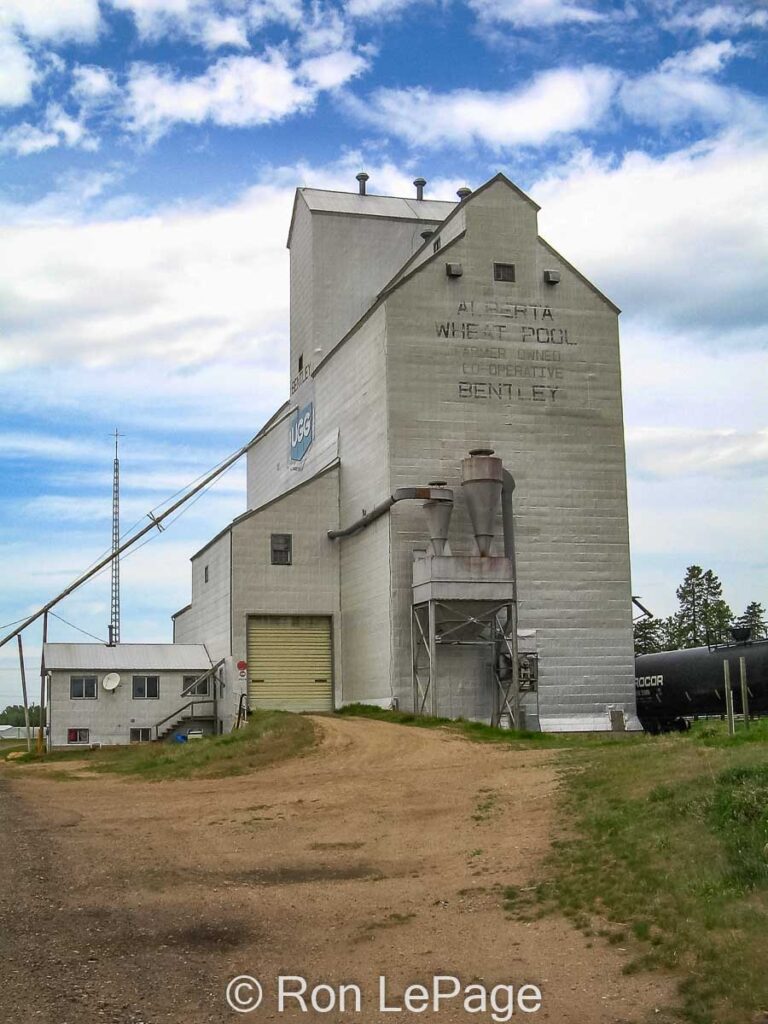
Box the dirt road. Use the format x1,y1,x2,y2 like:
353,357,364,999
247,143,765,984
0,716,671,1023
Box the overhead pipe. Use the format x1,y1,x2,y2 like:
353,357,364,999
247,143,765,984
328,486,453,540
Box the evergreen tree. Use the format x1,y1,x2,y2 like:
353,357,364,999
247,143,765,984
675,565,707,647
674,565,733,647
660,613,686,651
633,616,665,655
737,601,767,640
700,569,733,645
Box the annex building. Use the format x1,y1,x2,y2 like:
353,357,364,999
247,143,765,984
174,171,641,733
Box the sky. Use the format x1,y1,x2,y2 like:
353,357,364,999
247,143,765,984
0,0,766,707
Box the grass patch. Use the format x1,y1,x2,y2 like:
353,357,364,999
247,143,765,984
518,719,768,1023
337,703,643,749
7,711,316,781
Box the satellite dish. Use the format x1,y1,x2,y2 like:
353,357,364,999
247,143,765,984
103,672,121,691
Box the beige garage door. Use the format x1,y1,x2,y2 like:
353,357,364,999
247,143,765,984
247,615,333,712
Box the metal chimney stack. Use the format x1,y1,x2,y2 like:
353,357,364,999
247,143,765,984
461,449,503,556
413,177,426,201
356,171,369,195
422,481,453,555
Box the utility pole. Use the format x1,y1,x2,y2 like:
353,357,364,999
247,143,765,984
109,429,121,646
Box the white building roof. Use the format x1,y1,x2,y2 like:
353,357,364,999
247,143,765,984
298,188,456,222
43,643,211,672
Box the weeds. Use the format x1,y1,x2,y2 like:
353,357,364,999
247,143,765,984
7,712,316,780
514,721,768,1023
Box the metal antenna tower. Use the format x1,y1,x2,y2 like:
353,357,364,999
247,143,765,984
109,429,121,646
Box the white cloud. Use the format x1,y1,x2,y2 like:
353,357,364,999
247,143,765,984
300,49,368,89
0,30,39,107
201,15,249,48
0,0,101,41
71,64,118,104
628,427,768,478
663,3,768,36
0,182,294,370
532,131,768,343
351,66,618,148
619,41,762,130
109,0,301,43
345,0,421,18
126,52,316,136
0,103,94,156
467,0,603,26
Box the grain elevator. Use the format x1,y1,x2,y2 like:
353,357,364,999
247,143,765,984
173,172,641,732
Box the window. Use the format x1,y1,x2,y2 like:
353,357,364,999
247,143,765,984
298,354,304,372
133,675,160,699
493,262,516,282
204,565,209,583
67,728,89,744
271,533,292,566
432,237,441,253
70,676,97,700
183,674,209,696
130,728,152,743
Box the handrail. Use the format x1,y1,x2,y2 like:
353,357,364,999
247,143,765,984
235,691,248,729
180,658,226,699
153,698,216,738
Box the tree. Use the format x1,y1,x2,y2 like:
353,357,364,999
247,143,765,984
675,565,707,647
0,704,41,727
700,569,733,645
675,565,733,648
660,614,686,651
737,601,767,640
633,616,666,655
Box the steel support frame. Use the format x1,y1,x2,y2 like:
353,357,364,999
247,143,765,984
411,598,522,727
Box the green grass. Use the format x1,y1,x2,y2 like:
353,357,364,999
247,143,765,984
337,702,643,748
6,711,316,780
512,719,768,1024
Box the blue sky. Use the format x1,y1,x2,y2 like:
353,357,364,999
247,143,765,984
0,0,766,706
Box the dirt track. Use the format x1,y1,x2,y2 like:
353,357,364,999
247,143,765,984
0,716,672,1023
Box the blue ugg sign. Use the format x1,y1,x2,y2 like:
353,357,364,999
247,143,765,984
290,402,313,462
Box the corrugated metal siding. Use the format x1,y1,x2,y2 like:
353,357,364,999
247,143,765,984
247,616,332,712
43,643,211,672
299,189,455,221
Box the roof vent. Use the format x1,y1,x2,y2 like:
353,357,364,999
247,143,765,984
420,229,433,241
356,171,369,195
457,186,472,200
413,177,426,201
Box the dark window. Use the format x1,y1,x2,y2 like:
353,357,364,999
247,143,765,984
271,533,292,566
204,565,209,583
132,675,160,699
183,674,209,696
298,354,304,372
494,262,516,282
432,237,441,253
130,728,152,743
67,728,89,744
70,676,97,699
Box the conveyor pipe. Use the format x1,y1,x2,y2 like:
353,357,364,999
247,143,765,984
328,486,453,540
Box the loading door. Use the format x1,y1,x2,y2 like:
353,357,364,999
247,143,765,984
247,615,333,712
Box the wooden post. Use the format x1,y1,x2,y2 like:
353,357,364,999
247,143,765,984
17,634,31,753
739,656,749,730
37,612,47,753
723,660,735,737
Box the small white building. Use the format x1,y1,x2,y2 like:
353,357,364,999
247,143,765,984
43,643,218,748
